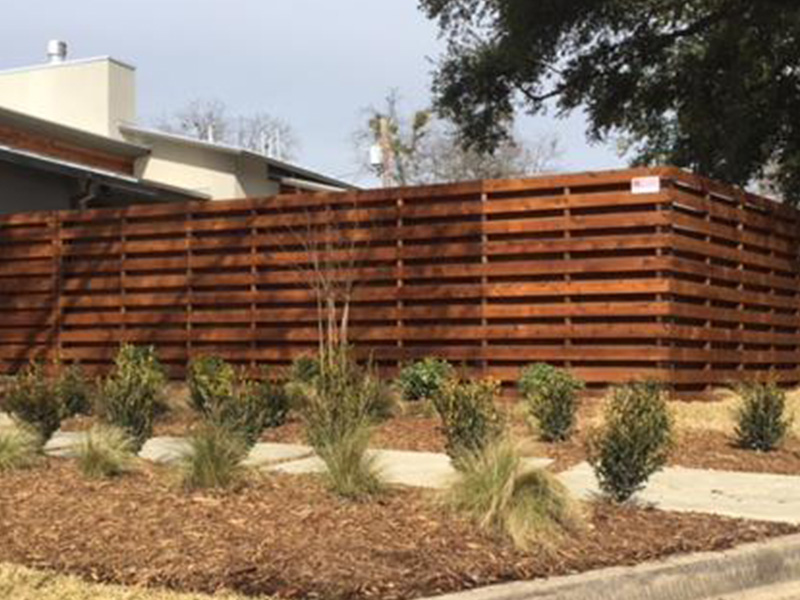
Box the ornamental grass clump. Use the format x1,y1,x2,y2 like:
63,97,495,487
519,363,584,442
77,425,135,479
187,357,289,447
295,345,384,499
178,424,249,491
734,380,792,452
449,439,583,550
432,376,505,467
3,361,63,442
0,424,41,472
588,381,674,503
397,357,455,402
96,345,166,451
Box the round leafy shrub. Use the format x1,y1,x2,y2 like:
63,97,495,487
397,358,455,402
519,363,584,442
188,357,289,447
56,363,93,417
432,377,505,466
734,381,792,451
187,356,236,414
588,381,674,503
3,361,63,441
96,345,167,450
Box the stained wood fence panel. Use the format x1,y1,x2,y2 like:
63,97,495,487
1,167,798,396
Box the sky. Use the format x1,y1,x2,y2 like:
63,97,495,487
0,0,624,186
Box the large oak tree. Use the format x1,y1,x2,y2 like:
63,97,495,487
419,0,800,200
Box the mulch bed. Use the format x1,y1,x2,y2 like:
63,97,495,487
0,460,796,600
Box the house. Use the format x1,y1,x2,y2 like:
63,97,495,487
0,41,353,213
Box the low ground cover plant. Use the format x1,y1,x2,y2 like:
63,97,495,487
178,424,249,491
588,381,674,502
3,361,63,441
432,376,505,467
734,380,792,451
0,424,41,472
397,357,454,402
187,357,289,446
96,345,167,450
519,363,584,442
77,425,136,479
294,345,384,499
448,438,583,550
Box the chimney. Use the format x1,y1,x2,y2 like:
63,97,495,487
46,40,68,64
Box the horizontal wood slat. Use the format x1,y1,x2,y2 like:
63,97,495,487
1,167,798,395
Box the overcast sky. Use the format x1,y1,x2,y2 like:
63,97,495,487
1,0,624,185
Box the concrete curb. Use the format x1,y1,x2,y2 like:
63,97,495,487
424,534,800,600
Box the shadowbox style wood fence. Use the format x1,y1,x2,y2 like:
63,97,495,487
1,166,799,396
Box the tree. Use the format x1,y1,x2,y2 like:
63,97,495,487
157,99,300,161
419,0,800,201
355,91,561,186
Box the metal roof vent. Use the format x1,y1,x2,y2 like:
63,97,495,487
47,40,68,64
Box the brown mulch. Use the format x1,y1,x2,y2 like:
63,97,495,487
670,430,800,475
0,460,795,600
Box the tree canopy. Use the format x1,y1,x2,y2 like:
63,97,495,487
419,0,800,200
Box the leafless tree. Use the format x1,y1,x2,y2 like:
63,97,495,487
157,99,300,161
354,90,562,186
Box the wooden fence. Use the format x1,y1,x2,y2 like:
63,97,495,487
1,166,798,396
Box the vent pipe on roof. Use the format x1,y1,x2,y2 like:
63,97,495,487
47,40,68,64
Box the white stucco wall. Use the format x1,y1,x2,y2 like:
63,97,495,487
0,58,136,139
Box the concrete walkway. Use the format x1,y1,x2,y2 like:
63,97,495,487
18,426,800,525
561,462,800,525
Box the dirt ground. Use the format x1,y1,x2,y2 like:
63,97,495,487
0,459,795,600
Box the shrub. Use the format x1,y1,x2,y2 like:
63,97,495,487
3,361,62,441
397,358,454,402
449,439,582,550
0,424,41,472
432,377,505,467
77,425,135,479
734,381,792,451
588,381,674,503
96,345,166,450
178,424,249,491
187,356,236,414
296,345,384,499
519,363,584,442
289,355,320,384
56,363,93,417
188,357,289,446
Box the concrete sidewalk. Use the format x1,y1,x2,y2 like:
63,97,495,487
26,427,800,525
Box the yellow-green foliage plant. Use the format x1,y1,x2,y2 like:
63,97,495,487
0,424,41,472
448,439,583,550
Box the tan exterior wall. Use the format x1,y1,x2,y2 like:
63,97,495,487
0,59,136,139
132,137,279,199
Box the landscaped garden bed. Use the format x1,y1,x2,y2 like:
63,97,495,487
0,458,795,600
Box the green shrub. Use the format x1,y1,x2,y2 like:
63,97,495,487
432,377,505,467
295,345,384,499
397,358,454,402
3,361,62,441
519,363,584,442
449,439,582,550
187,356,236,414
77,425,135,479
0,424,41,472
56,363,93,417
178,424,249,491
188,357,289,446
289,355,320,384
734,381,792,451
96,345,166,450
588,381,674,503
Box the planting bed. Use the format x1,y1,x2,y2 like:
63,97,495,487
0,459,795,600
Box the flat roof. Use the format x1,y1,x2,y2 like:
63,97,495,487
0,55,136,75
